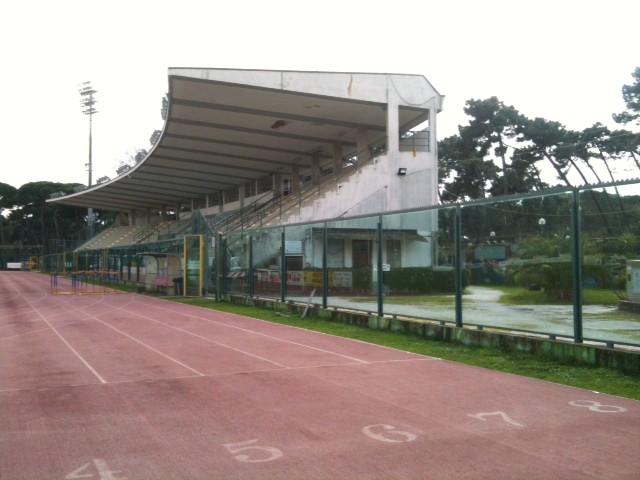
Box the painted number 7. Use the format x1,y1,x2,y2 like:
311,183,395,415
468,411,525,427
222,439,283,463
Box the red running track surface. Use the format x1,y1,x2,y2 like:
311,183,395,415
1,271,639,479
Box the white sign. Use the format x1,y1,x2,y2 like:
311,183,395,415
284,240,303,255
633,270,640,294
372,264,390,271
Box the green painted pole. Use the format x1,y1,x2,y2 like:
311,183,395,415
248,235,254,297
571,190,583,343
280,230,286,302
322,224,328,309
454,206,463,328
377,219,383,317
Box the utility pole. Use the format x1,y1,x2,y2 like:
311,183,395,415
79,81,97,239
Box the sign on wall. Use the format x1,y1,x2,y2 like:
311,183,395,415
284,241,303,255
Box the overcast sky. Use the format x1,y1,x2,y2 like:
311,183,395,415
1,0,638,189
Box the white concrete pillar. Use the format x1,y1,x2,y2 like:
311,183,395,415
239,184,246,209
292,166,300,192
356,127,370,163
333,143,343,174
273,173,282,197
312,153,321,185
386,96,400,153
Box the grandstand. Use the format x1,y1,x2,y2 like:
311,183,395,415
47,69,444,295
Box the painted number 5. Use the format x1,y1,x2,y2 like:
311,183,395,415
222,439,283,463
362,424,417,443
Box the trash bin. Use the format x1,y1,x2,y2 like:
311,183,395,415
172,277,183,296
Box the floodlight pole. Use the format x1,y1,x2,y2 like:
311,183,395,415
79,82,98,239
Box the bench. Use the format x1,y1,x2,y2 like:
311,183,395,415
154,277,170,294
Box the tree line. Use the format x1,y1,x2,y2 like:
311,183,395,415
1,68,638,255
438,67,640,202
0,181,110,255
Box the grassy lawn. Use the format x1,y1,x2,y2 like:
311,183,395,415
497,286,622,306
343,286,624,307
175,298,640,401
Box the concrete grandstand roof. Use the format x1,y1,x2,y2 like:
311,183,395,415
49,68,442,212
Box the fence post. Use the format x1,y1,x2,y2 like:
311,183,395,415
248,235,254,297
572,189,583,343
454,205,463,328
280,229,286,302
216,232,224,301
377,218,384,317
322,224,328,309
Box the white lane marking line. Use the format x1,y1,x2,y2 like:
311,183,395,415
57,296,207,376
164,298,433,359
0,327,51,340
64,294,428,371
214,322,370,363
6,278,108,384
64,304,207,377
90,316,206,376
38,312,107,384
136,302,370,364
365,357,440,364
127,314,289,368
101,298,289,368
55,294,280,374
0,356,438,393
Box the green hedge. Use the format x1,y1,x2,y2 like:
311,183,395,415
321,267,464,294
384,267,462,294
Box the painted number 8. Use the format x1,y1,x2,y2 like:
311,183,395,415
569,400,627,413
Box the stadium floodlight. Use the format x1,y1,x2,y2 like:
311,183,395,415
78,81,98,238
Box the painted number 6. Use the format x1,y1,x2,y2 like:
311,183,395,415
223,439,283,463
362,424,417,443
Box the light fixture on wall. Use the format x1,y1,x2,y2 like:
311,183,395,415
397,167,407,176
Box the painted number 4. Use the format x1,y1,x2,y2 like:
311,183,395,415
223,439,283,463
65,459,127,479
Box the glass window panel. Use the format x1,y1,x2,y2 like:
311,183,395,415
462,192,574,337
382,207,456,323
283,223,325,303
250,226,283,299
323,216,380,311
224,231,250,295
580,183,640,346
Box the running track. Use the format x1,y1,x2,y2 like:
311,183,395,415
1,271,639,479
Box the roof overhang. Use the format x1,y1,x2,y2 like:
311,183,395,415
49,69,443,212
